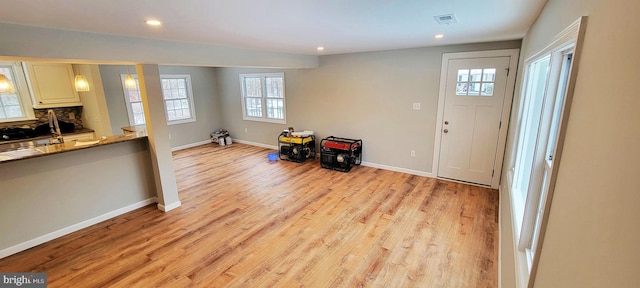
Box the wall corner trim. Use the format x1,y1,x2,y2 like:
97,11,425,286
158,201,182,212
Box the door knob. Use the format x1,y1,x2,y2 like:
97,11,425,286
444,121,449,125
443,129,449,133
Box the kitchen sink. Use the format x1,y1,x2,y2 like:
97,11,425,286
0,148,44,161
0,139,51,153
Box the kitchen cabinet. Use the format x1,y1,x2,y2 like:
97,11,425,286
23,63,82,108
63,132,95,142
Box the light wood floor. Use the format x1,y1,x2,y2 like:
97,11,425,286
0,143,498,287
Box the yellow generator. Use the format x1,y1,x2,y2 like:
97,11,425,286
278,131,316,162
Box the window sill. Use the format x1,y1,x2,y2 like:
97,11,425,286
242,117,286,125
167,118,197,126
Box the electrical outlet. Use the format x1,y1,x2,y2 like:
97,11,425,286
68,112,75,119
410,150,416,157
412,102,421,110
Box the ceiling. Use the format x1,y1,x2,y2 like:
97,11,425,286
0,0,547,55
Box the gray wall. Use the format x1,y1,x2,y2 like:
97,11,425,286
218,40,521,173
501,0,640,287
0,139,155,252
100,65,222,148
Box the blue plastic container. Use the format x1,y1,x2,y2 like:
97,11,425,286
267,152,278,162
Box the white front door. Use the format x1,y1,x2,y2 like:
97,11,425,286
437,57,511,185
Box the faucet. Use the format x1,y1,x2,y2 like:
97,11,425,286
47,109,64,144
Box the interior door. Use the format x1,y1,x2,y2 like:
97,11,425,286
437,57,511,185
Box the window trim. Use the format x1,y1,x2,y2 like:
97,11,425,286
239,73,287,124
120,73,197,126
506,16,586,287
0,62,36,123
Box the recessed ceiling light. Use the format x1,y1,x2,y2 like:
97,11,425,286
317,47,325,51
145,19,162,26
435,34,444,39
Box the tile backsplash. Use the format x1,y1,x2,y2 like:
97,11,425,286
34,107,83,129
1,107,84,130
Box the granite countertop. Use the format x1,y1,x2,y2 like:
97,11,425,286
0,128,95,145
0,133,148,164
121,125,147,134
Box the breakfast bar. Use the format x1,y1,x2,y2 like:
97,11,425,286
0,133,157,258
0,133,144,163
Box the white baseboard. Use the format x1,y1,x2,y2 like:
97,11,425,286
158,201,182,212
361,161,434,178
232,139,278,150
171,140,211,152
0,197,157,259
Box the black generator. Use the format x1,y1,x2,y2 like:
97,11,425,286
320,136,363,172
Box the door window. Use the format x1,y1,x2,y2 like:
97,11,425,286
456,68,496,96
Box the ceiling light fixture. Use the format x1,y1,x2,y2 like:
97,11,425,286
0,74,15,94
317,47,325,51
125,66,136,89
73,65,90,92
145,19,162,26
435,34,444,39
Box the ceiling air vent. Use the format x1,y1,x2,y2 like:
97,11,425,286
434,14,458,25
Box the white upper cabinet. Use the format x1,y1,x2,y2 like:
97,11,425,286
22,63,82,108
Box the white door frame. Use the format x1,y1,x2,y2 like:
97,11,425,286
432,49,520,189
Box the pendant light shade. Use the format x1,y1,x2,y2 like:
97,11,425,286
125,66,137,89
0,74,15,94
75,74,90,92
73,64,90,92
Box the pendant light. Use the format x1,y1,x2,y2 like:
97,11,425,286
124,66,137,89
73,64,90,92
0,74,15,94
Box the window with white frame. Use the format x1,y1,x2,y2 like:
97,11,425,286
0,62,35,123
120,75,145,125
161,75,196,124
508,18,584,284
120,74,196,126
239,73,286,123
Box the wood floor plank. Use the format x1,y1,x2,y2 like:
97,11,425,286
0,143,499,287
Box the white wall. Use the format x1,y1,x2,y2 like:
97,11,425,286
218,41,521,174
501,0,640,287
